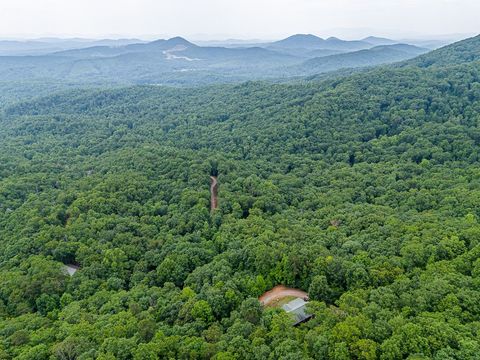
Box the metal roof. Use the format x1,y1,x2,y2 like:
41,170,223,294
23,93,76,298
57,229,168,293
282,298,313,325
282,298,307,312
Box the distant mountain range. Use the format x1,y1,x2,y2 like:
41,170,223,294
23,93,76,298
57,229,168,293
0,38,145,56
269,34,371,51
0,34,451,86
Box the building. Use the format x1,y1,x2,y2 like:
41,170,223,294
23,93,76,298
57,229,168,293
63,264,80,276
282,298,314,326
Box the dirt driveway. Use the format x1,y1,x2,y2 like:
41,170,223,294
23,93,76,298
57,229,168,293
210,176,218,211
259,285,308,306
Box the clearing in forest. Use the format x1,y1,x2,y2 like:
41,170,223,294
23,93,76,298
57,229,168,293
210,176,218,211
259,285,308,307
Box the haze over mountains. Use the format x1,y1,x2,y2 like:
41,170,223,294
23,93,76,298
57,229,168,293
0,38,146,56
0,34,436,87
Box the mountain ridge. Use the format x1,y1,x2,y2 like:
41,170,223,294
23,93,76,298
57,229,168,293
293,43,429,75
0,34,473,89
404,33,480,67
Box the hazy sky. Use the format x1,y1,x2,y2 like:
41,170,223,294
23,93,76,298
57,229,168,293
0,0,479,40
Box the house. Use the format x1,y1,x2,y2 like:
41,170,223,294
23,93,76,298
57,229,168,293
63,264,80,276
282,298,314,326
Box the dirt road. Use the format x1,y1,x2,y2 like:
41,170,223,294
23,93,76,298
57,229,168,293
210,176,218,211
259,285,308,305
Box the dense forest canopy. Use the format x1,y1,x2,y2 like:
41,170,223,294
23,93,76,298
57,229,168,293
0,35,480,359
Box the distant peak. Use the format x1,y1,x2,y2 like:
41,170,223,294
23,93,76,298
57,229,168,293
167,36,193,45
168,36,187,42
150,36,190,44
287,34,323,40
148,36,194,47
362,36,397,45
273,34,325,47
325,37,347,44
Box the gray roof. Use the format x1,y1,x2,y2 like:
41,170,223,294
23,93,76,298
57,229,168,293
63,264,79,276
282,298,307,312
282,298,313,325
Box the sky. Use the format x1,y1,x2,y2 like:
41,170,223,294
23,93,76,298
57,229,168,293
0,0,479,40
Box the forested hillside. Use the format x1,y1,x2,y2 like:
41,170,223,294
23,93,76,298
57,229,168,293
0,35,480,359
294,44,427,75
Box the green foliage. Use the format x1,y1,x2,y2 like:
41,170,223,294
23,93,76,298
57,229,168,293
1,35,480,359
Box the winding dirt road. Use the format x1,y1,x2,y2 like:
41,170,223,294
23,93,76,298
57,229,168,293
259,285,308,306
210,176,218,211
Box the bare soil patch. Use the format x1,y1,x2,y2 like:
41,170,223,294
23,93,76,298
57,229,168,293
259,285,308,306
210,176,218,211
